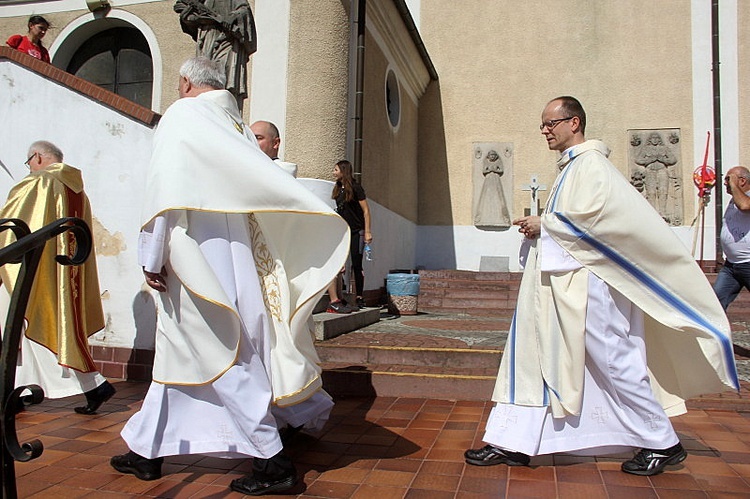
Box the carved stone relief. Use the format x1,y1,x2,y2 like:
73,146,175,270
472,142,513,230
628,129,683,226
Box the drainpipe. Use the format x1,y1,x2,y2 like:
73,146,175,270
349,0,366,181
711,0,723,263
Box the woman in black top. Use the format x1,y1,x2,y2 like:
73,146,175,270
326,160,372,312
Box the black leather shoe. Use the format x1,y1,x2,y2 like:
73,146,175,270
621,443,687,476
230,473,297,496
464,445,530,466
75,381,116,415
110,451,163,481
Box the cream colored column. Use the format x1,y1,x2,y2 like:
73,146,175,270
250,0,291,158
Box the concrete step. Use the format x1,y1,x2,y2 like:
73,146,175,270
321,362,497,401
312,307,381,340
317,324,503,400
317,343,502,370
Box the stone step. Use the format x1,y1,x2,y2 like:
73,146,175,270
313,307,381,341
419,269,522,282
321,362,497,401
419,270,750,322
317,343,502,370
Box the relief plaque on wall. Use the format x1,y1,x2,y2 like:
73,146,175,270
472,142,514,231
628,129,683,226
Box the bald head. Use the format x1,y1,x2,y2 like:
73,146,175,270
250,121,280,159
725,165,750,196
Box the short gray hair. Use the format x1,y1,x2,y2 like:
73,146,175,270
28,140,63,162
179,57,226,90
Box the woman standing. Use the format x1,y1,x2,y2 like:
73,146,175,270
326,160,372,313
6,15,51,63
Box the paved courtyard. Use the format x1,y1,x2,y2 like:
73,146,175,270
7,312,750,497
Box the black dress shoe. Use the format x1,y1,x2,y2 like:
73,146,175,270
230,473,297,496
75,380,116,415
111,451,163,481
621,442,687,476
464,444,530,466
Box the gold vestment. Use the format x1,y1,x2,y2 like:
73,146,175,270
0,163,104,372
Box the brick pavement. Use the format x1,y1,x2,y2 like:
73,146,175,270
9,380,750,498
7,311,750,497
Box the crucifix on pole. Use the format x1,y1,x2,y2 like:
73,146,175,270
521,175,547,216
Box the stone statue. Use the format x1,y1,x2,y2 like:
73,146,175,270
474,149,511,229
629,130,683,225
174,0,257,111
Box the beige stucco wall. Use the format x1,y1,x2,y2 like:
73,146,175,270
361,30,419,222
284,0,349,180
418,0,696,227
741,5,749,169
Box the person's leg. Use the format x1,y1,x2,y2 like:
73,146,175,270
351,230,365,299
326,276,352,313
713,263,743,310
593,282,686,476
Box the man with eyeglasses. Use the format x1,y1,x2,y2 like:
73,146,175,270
465,96,738,476
0,140,116,415
713,165,750,310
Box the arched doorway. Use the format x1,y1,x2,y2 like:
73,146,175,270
66,27,152,108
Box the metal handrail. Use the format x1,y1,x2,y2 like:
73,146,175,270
0,217,93,499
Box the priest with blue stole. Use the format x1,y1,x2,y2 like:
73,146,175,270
465,96,739,477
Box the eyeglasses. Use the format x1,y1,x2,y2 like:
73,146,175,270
24,152,37,168
539,116,574,131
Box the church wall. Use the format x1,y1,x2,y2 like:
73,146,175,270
284,0,349,180
0,58,156,351
740,4,750,171
361,29,419,224
416,0,721,270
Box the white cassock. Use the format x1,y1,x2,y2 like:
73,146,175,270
121,89,349,459
484,232,678,456
122,212,282,459
486,140,738,456
0,289,106,398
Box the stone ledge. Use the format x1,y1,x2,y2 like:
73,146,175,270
313,307,381,341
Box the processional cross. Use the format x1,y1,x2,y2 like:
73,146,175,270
521,175,547,216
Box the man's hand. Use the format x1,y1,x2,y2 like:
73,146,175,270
144,268,167,292
512,216,541,239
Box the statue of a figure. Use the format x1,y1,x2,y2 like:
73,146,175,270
174,0,257,111
474,149,511,229
633,132,678,222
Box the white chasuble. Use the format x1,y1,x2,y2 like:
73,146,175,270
487,140,738,454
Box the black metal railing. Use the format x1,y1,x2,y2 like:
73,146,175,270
0,217,93,499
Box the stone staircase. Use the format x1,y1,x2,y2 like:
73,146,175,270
318,334,502,401
417,269,521,317
317,269,750,402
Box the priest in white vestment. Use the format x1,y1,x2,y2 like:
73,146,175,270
465,96,739,477
110,57,348,496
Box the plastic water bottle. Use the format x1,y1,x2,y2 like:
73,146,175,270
363,243,373,261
